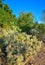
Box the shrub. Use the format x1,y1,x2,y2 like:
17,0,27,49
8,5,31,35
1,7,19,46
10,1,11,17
0,29,42,65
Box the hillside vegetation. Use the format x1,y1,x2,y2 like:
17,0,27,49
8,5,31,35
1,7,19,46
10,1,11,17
0,0,45,65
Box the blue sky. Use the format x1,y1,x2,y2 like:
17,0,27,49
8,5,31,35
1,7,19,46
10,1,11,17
4,0,45,22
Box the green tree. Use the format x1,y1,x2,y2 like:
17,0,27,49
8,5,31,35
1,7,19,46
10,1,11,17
0,0,3,8
4,4,9,10
18,12,34,34
0,0,2,3
0,7,18,29
38,23,45,34
41,10,45,23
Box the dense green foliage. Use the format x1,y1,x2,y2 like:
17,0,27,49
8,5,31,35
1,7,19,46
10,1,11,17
17,12,34,34
0,0,45,34
0,7,17,29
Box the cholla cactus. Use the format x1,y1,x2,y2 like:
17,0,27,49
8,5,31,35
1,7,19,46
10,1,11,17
0,29,42,65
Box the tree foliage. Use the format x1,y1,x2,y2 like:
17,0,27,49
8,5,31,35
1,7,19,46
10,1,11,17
41,10,45,23
18,12,34,34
